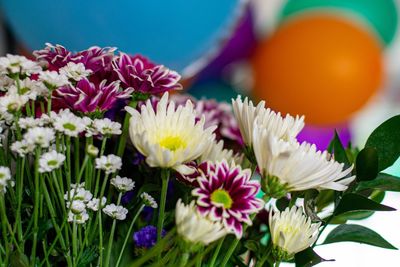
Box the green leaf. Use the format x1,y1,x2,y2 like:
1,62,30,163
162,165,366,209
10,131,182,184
331,131,350,165
276,197,290,212
244,240,260,252
355,147,379,181
365,115,400,171
37,219,53,241
357,173,400,192
10,251,29,267
316,190,334,212
77,246,98,267
295,247,334,267
323,224,397,249
334,193,395,216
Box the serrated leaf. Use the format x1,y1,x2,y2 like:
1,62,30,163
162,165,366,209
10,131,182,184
323,224,397,249
356,147,379,181
334,193,395,216
365,115,400,171
295,247,334,267
357,173,400,192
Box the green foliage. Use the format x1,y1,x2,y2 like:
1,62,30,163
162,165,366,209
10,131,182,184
323,224,397,250
334,193,395,216
355,147,379,181
295,247,333,267
356,173,400,192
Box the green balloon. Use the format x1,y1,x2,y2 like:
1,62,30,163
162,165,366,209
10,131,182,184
280,0,398,45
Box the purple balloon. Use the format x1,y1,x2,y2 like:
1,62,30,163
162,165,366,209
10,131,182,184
297,124,352,151
196,6,257,81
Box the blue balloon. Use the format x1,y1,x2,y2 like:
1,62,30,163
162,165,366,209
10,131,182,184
0,0,243,73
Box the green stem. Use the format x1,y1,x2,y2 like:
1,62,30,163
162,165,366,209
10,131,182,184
104,193,122,267
72,222,78,265
275,261,281,267
74,137,80,180
115,205,145,267
157,169,170,243
0,195,10,266
14,157,25,249
116,100,137,158
178,252,189,267
209,237,224,267
30,149,41,266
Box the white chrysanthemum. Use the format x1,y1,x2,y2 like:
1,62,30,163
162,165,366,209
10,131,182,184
87,197,107,211
18,117,44,129
39,70,69,88
269,206,321,260
140,192,158,209
103,204,128,220
11,140,35,156
110,176,135,192
126,92,216,175
68,210,89,224
64,188,93,203
53,109,89,137
253,125,355,195
59,62,92,81
175,200,227,246
95,154,122,174
231,96,266,145
0,93,29,114
66,200,86,214
200,139,241,164
0,166,13,193
39,150,66,173
7,78,48,100
23,127,55,148
93,118,122,136
0,54,41,75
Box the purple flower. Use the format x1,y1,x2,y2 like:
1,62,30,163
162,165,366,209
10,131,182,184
34,43,80,70
54,78,133,114
133,225,166,249
192,160,264,238
112,53,182,94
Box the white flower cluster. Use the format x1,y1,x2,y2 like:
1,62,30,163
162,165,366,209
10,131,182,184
140,192,158,209
102,204,128,220
111,176,135,192
95,154,122,174
0,54,41,75
0,166,13,193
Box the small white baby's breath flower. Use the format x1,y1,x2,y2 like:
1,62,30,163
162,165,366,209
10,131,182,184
39,70,69,89
0,166,13,193
87,197,107,211
110,176,135,192
93,118,122,136
59,62,92,81
140,192,158,209
68,210,89,224
11,140,35,156
24,127,55,148
103,204,128,220
39,150,66,173
95,154,122,174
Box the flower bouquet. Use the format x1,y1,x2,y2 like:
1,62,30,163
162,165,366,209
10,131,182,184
0,43,398,267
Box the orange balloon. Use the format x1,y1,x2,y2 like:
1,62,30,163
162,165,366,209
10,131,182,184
251,15,383,125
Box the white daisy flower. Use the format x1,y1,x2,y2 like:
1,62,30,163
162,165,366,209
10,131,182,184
18,117,44,129
64,188,93,203
66,200,86,214
269,206,321,261
200,139,241,165
93,118,122,136
231,96,266,146
0,54,41,75
110,176,135,192
102,204,128,220
39,150,66,173
95,154,122,174
126,92,216,175
19,78,49,99
140,192,158,209
87,197,107,211
175,200,227,246
0,75,14,88
59,62,92,81
0,93,29,114
23,127,55,148
253,125,355,197
11,140,35,156
68,210,89,224
0,166,13,193
39,70,69,89
53,109,89,137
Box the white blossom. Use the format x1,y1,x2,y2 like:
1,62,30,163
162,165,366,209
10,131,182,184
39,70,69,89
0,93,29,114
93,118,122,136
87,144,99,157
103,204,128,220
87,197,107,211
52,109,89,137
59,62,92,81
39,150,66,173
68,210,89,224
11,140,35,156
67,200,86,214
110,176,135,192
18,117,44,129
23,127,55,148
0,166,13,193
95,154,122,174
140,192,158,209
0,54,41,75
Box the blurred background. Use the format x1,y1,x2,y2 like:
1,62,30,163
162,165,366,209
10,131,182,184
0,0,399,265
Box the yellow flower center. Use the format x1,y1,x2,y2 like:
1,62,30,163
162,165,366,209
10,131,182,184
159,136,186,151
211,189,233,209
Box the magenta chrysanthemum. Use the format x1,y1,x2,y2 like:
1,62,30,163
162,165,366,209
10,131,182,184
112,53,182,94
192,160,263,238
54,78,133,114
